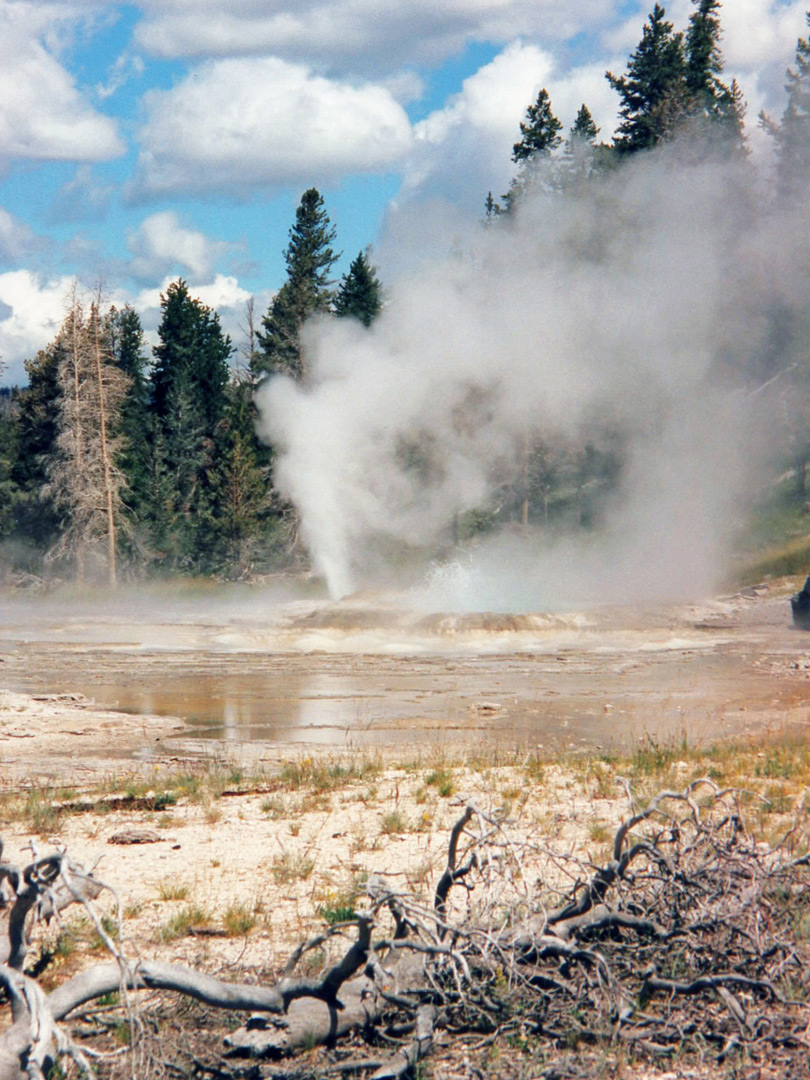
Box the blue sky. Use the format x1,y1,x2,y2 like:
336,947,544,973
0,0,806,385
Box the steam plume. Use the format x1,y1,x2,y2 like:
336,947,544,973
256,146,803,609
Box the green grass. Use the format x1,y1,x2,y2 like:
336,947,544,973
278,755,382,793
157,877,189,902
158,903,211,942
222,901,257,936
270,850,315,884
380,810,406,835
729,474,810,586
425,767,455,798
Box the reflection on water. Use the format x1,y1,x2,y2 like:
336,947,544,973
0,633,791,754
0,587,797,752
112,669,414,746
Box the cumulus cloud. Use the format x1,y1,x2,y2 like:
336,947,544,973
133,0,615,73
402,43,620,209
0,269,74,385
0,210,42,264
0,265,255,386
49,165,115,225
127,212,241,281
134,56,413,195
0,2,123,162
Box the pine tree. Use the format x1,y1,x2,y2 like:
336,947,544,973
334,250,383,327
503,89,563,208
149,280,232,571
151,280,230,431
685,0,724,101
607,4,687,154
512,89,563,163
570,104,599,144
203,379,269,578
255,188,339,382
560,104,610,184
684,1,747,152
107,306,151,551
10,343,63,553
771,12,810,203
0,391,20,544
483,191,502,220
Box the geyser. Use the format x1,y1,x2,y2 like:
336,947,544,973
256,144,802,608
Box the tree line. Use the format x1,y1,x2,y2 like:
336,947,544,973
0,1,808,587
0,192,383,585
482,2,810,539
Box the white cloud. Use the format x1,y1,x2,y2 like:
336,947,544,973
0,266,256,385
95,49,145,101
402,43,620,209
0,2,124,162
0,210,41,264
404,43,556,206
0,269,74,385
719,0,808,131
128,212,240,281
133,0,615,73
50,165,114,224
134,56,413,195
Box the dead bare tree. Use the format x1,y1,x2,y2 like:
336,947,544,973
43,288,130,587
2,781,810,1079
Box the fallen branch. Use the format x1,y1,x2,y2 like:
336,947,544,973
2,782,810,1078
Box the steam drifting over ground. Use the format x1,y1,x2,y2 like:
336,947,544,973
257,145,803,610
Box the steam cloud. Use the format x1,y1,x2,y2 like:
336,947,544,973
256,146,805,611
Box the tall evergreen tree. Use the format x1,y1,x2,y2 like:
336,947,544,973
503,88,563,208
203,379,270,577
559,104,610,184
483,191,502,220
569,103,599,144
684,1,747,152
607,5,687,154
11,342,64,551
0,391,20,545
512,89,563,163
151,280,230,431
149,280,232,571
771,11,810,203
107,306,151,539
685,0,724,101
255,188,339,382
334,250,383,327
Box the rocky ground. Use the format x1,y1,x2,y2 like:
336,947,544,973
2,580,810,1078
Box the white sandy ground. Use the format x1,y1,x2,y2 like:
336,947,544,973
0,689,628,972
1,583,807,1078
0,683,795,1079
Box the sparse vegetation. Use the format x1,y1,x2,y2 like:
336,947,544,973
157,877,189,902
425,767,455,797
380,809,406,835
222,900,257,936
158,903,212,942
270,849,315,884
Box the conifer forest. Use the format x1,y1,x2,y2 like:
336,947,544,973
0,2,808,590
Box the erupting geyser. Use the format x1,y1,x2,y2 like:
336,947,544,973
257,145,800,609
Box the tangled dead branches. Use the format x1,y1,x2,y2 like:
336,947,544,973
2,780,810,1079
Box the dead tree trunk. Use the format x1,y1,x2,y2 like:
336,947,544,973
90,297,118,588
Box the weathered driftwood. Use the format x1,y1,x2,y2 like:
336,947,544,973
2,781,810,1078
